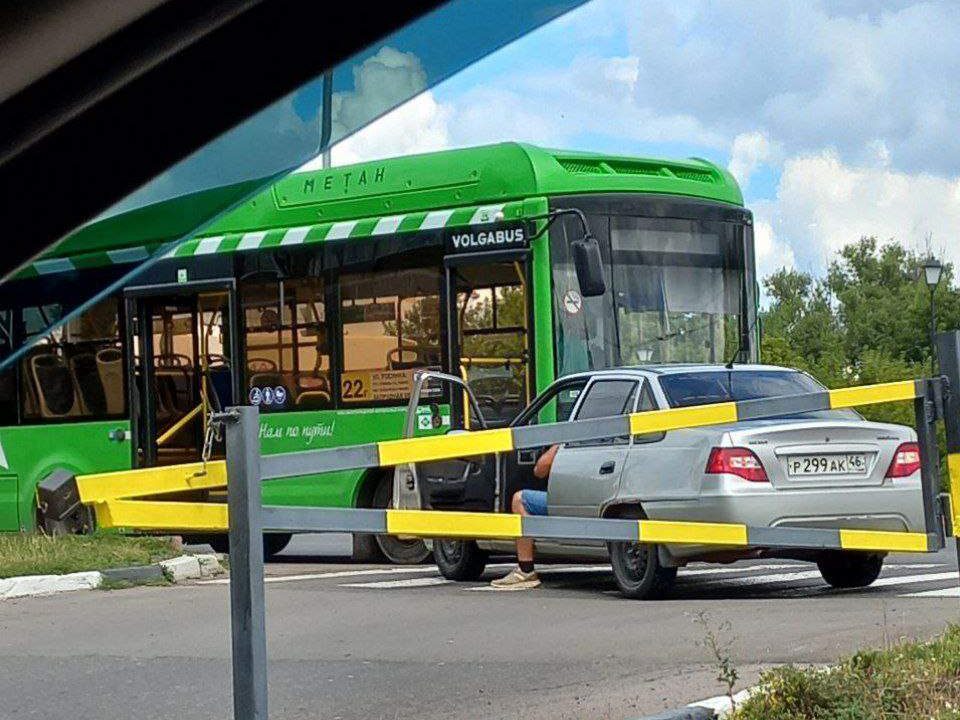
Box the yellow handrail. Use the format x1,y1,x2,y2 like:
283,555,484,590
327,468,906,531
156,403,203,447
461,357,524,366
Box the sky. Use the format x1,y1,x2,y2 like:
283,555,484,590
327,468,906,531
302,0,960,285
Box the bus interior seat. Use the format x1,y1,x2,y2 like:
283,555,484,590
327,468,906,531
296,372,329,394
30,354,80,418
247,358,277,373
19,346,52,417
296,389,331,409
96,348,124,414
155,365,193,414
388,346,439,370
70,353,107,415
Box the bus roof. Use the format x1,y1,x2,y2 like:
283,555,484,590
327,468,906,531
37,142,743,264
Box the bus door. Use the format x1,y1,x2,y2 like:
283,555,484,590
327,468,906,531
125,283,238,468
443,251,532,428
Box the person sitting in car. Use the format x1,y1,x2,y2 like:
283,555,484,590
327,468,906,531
490,444,559,590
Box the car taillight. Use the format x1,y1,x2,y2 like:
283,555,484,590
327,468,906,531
886,442,921,478
705,447,769,482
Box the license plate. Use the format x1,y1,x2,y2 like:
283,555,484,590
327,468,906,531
786,453,868,476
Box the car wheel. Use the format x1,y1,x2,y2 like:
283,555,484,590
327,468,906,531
816,551,884,588
372,474,432,565
434,540,488,581
607,508,676,599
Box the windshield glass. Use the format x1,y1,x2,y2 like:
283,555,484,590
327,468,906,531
659,370,858,420
551,199,755,376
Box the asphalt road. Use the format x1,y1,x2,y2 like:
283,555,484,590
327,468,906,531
1,537,959,720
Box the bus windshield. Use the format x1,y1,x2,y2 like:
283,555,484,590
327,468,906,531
551,198,755,375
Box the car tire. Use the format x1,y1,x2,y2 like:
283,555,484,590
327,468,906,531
371,474,432,565
434,539,488,581
607,508,677,600
816,551,884,588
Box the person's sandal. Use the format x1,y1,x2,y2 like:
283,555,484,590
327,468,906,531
490,567,541,590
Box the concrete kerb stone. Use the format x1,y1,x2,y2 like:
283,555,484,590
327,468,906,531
196,553,225,578
159,555,202,581
0,551,225,600
101,564,165,584
0,571,102,599
632,687,758,720
632,707,715,720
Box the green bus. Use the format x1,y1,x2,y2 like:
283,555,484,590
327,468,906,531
0,142,757,562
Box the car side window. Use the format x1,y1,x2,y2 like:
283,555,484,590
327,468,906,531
633,381,665,444
568,378,638,446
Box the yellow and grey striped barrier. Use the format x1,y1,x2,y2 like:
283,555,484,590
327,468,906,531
78,377,944,555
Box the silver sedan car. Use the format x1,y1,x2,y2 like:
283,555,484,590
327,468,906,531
420,365,924,599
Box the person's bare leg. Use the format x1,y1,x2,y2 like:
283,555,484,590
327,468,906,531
511,490,535,564
491,491,540,588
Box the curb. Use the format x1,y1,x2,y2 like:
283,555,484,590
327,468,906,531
634,688,757,720
0,552,224,600
634,708,715,720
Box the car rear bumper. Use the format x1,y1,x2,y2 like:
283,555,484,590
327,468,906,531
643,474,925,562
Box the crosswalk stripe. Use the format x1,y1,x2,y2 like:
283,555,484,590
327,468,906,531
868,571,958,588
340,577,452,589
900,586,960,597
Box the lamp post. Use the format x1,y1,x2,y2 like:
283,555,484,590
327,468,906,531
922,256,944,376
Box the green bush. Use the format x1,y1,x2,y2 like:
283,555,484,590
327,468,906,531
732,625,960,720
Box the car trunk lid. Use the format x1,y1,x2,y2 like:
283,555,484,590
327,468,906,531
724,419,907,489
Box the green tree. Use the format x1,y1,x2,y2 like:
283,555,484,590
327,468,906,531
760,237,958,476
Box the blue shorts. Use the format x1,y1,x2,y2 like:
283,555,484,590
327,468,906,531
520,489,548,516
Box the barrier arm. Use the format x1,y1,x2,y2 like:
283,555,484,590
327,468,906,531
88,376,947,557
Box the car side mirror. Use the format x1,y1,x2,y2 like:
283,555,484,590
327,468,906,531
572,233,606,297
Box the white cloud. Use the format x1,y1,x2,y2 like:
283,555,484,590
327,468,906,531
624,0,960,174
753,150,960,276
316,92,451,167
331,46,428,140
299,46,435,170
753,217,796,282
728,131,777,189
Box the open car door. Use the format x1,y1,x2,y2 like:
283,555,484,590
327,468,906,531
394,370,499,513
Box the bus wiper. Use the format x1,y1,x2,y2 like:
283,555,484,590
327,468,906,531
725,311,761,369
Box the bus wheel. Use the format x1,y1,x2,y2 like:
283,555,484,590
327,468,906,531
188,533,292,559
435,540,487,581
371,475,431,565
263,533,293,559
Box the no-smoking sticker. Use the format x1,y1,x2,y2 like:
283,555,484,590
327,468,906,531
563,289,583,315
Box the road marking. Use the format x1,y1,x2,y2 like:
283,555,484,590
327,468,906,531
868,571,959,588
340,577,452,589
900,586,960,598
198,566,440,586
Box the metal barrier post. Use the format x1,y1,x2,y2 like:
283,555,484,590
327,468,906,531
224,406,268,720
915,378,944,545
937,331,960,584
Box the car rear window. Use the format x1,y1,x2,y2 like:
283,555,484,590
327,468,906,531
658,370,858,419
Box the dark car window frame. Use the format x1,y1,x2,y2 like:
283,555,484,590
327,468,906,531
567,375,641,447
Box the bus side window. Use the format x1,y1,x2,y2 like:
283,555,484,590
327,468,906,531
20,299,125,422
241,276,330,412
339,267,441,405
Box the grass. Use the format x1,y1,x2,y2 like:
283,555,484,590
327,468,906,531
731,625,960,720
0,532,179,579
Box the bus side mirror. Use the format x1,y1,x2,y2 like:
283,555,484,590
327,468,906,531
572,234,606,297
